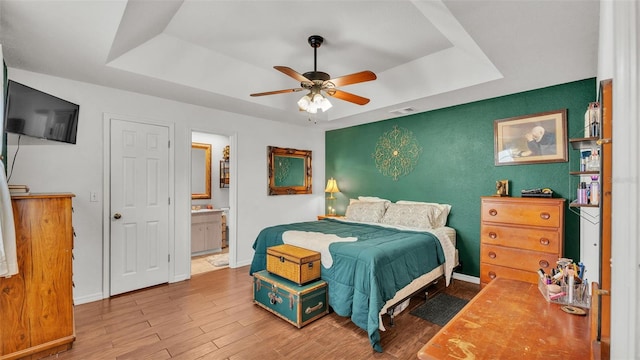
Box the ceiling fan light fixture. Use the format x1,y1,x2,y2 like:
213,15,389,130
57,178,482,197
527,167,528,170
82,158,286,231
297,93,312,111
316,95,332,112
250,35,376,117
298,92,332,113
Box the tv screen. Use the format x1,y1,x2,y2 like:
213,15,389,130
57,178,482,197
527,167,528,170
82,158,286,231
4,80,79,144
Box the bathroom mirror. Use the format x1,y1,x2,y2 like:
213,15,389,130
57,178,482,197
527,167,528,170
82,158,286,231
192,142,212,199
268,146,312,195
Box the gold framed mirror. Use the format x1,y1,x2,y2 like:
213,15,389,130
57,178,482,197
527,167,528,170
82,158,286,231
268,146,312,195
192,142,212,199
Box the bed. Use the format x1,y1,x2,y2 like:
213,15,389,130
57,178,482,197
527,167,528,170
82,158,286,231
249,198,457,352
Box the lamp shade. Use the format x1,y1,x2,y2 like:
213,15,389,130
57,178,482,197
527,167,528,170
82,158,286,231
298,92,332,114
324,178,340,193
297,94,312,111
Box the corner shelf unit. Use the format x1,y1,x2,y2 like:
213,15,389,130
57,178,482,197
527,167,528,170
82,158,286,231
566,79,615,226
568,137,602,227
220,160,229,188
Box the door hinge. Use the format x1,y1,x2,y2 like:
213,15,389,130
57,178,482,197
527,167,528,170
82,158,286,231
168,140,171,148
168,197,171,205
168,254,170,262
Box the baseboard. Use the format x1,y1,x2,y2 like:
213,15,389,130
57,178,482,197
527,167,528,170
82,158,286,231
74,292,104,305
234,259,252,268
452,272,480,284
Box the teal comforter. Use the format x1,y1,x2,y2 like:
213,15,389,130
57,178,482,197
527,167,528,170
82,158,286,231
249,219,445,352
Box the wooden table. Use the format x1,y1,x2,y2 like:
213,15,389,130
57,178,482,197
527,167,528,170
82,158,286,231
417,277,591,360
317,215,345,220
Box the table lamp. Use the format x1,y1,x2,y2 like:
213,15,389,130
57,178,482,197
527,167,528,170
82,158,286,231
324,178,340,215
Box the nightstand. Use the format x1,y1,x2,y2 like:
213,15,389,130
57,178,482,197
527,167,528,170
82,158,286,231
317,214,345,220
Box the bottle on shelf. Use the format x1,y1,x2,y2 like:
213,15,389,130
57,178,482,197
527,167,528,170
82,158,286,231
590,176,600,206
586,148,600,171
584,102,600,137
577,182,588,204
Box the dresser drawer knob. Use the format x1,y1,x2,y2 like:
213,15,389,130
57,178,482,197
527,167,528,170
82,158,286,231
488,251,497,259
539,238,550,246
489,209,498,216
539,260,550,268
488,271,496,279
489,232,497,239
540,212,551,220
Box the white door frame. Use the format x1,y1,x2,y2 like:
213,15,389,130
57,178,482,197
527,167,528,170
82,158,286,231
102,113,175,298
228,133,237,268
188,128,238,271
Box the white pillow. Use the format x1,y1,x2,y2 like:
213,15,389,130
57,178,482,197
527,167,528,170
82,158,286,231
380,203,437,229
357,196,392,209
395,201,451,227
345,201,387,223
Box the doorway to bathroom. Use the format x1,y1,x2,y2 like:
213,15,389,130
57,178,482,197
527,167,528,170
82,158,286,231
190,131,231,275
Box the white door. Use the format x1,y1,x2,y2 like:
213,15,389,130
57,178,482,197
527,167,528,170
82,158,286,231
110,118,170,295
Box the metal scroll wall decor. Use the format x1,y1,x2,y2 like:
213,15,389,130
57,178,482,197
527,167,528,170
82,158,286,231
275,157,291,183
372,125,422,181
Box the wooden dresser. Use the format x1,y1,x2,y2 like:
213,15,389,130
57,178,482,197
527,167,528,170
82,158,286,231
480,196,565,287
1,193,75,359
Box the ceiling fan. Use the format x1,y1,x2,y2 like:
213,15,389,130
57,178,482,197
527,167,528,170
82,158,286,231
250,35,377,113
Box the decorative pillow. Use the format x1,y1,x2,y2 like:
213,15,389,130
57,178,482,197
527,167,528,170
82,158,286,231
345,201,387,223
381,203,445,229
396,201,451,227
357,196,392,209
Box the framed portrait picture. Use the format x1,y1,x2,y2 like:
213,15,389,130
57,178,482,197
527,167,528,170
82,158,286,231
495,179,509,196
494,109,568,166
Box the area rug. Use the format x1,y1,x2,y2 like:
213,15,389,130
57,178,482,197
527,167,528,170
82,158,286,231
410,293,469,326
206,253,229,267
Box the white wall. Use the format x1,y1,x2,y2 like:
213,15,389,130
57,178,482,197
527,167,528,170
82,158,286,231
5,68,326,304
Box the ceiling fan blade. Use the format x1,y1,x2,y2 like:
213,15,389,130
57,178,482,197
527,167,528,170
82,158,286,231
274,66,311,83
329,70,377,87
328,89,370,105
250,88,304,97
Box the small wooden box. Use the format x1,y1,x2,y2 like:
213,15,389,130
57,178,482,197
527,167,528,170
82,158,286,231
266,244,321,285
253,270,328,328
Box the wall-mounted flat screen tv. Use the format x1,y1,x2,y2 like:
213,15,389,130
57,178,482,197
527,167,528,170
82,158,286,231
4,80,79,144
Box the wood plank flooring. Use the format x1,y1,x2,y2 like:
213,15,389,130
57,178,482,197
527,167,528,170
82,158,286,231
53,267,479,360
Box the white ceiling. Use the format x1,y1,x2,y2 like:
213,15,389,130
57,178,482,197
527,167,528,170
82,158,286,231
0,0,600,130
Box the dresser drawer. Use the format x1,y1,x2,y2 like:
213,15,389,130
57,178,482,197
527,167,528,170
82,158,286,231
481,199,563,228
480,224,561,254
481,244,556,271
480,263,539,286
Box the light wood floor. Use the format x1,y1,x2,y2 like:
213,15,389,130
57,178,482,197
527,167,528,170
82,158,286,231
54,267,479,360
191,248,230,275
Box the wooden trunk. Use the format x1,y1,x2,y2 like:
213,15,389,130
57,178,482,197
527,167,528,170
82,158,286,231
253,270,328,328
0,194,75,360
266,244,321,285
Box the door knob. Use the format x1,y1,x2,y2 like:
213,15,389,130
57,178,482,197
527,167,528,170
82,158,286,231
113,213,122,220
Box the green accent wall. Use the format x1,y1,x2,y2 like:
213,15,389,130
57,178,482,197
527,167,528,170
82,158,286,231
326,78,596,278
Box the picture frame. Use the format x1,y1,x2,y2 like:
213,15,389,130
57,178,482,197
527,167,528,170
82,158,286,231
495,179,509,197
494,109,568,166
267,146,312,195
